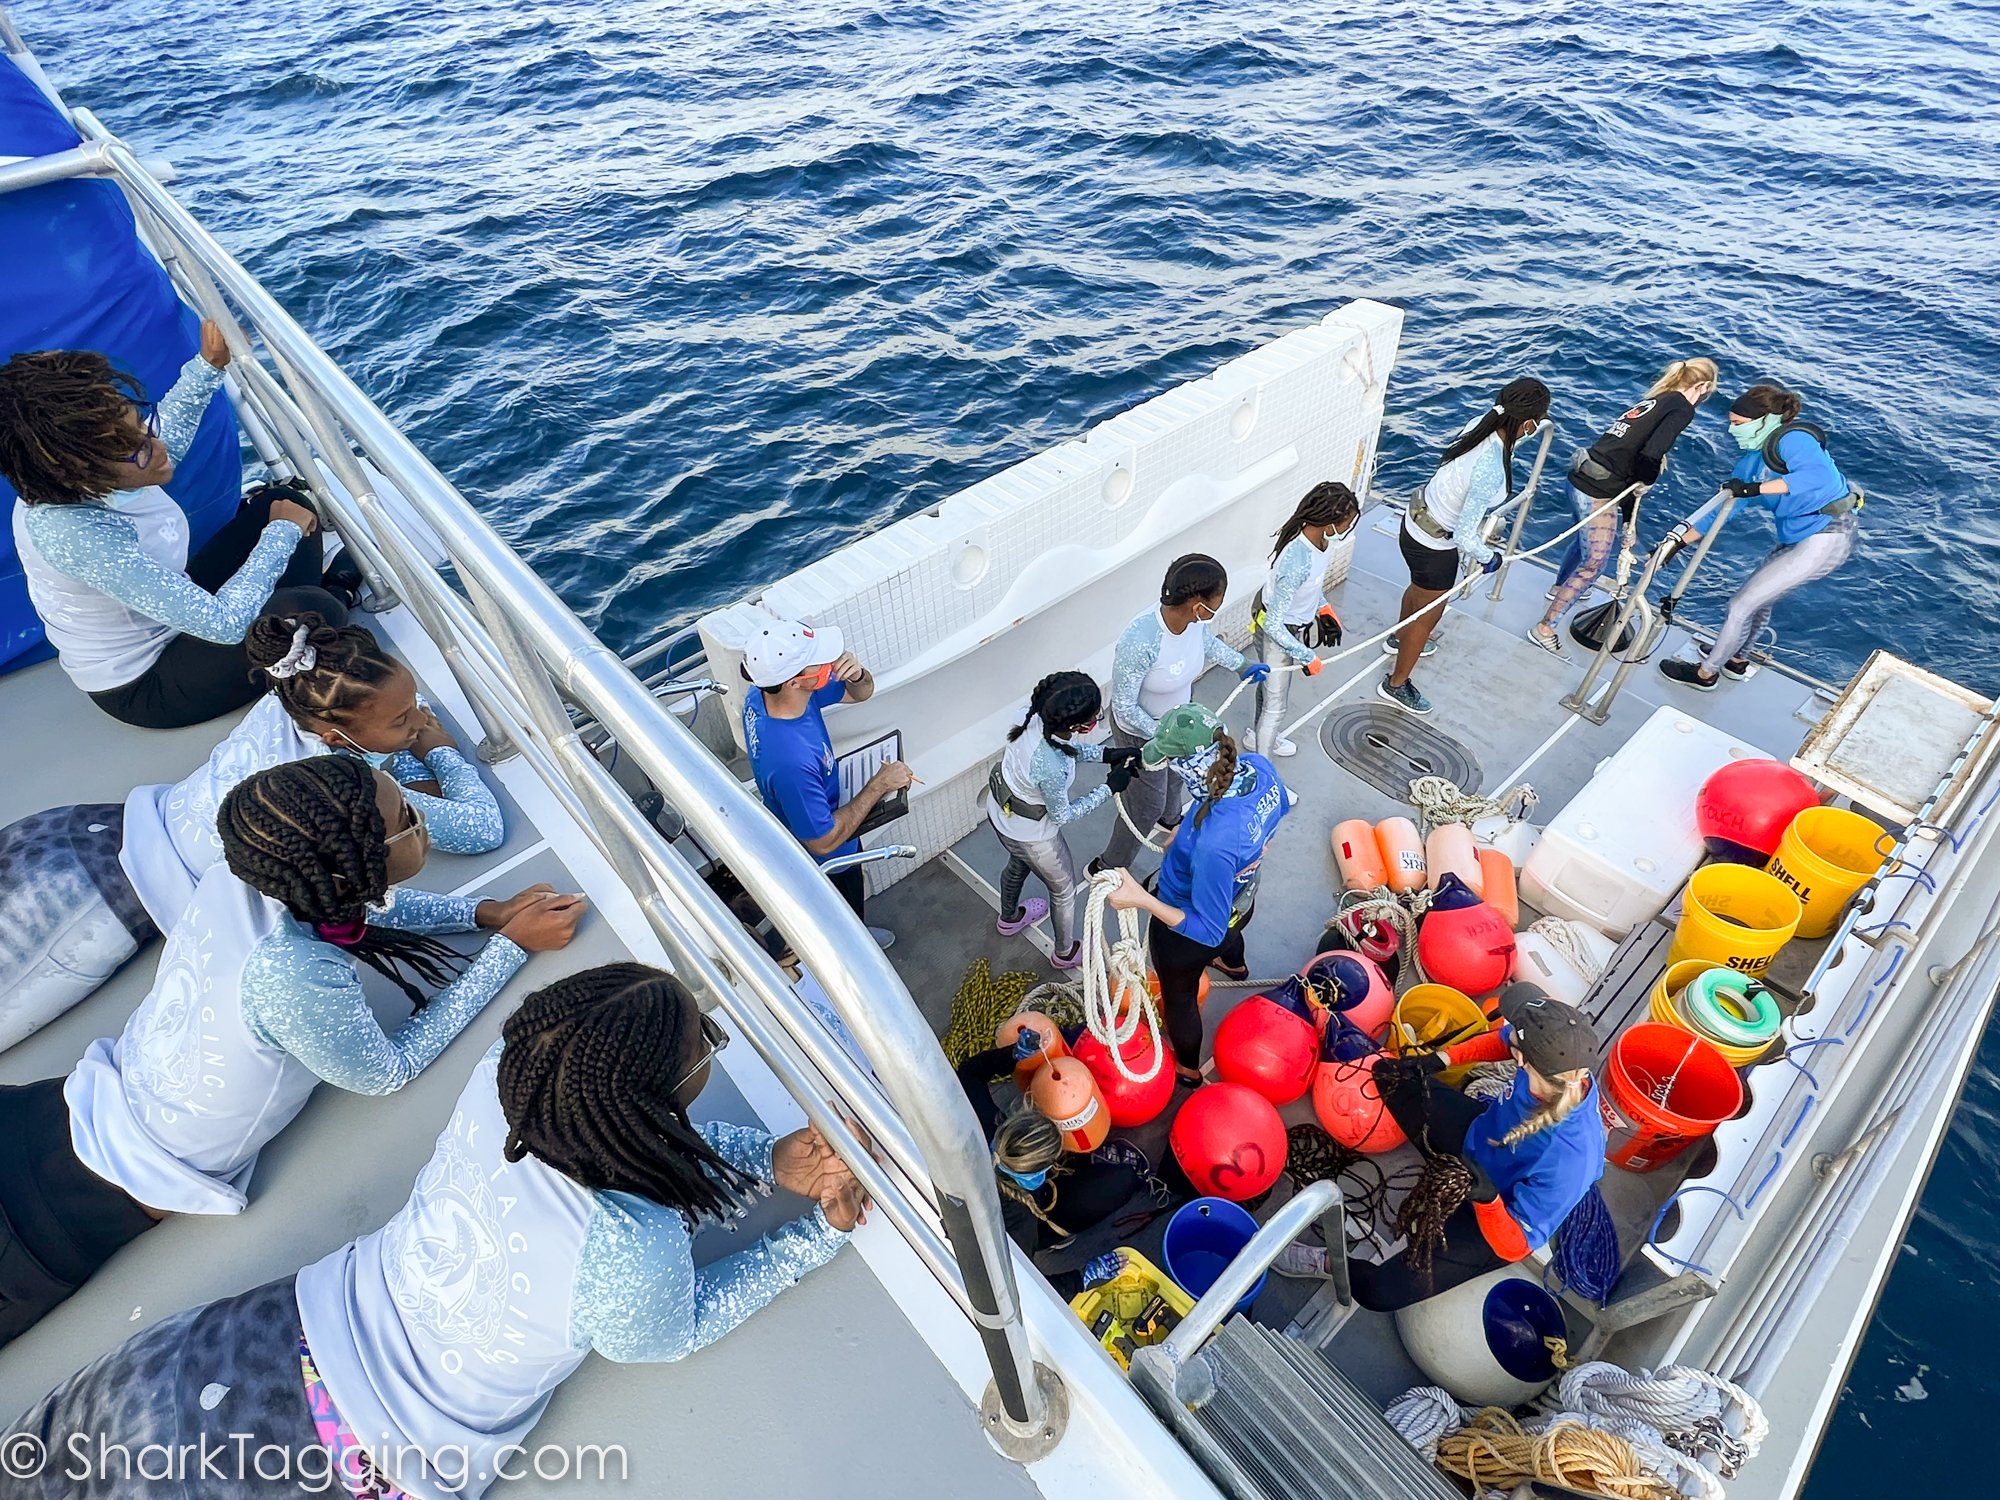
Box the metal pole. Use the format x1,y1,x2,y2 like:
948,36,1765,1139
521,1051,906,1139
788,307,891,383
1485,419,1556,601
0,140,110,195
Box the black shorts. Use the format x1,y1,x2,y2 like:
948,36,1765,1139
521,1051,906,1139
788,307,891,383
1399,523,1459,591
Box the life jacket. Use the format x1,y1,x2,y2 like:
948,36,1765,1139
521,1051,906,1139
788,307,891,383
1761,420,1829,475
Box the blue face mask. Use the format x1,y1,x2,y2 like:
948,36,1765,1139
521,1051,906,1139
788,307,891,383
1731,413,1782,452
996,1163,1050,1191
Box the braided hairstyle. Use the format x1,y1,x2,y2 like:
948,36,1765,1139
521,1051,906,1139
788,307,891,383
991,1105,1071,1233
218,756,469,1007
0,350,150,505
499,963,760,1229
1008,671,1101,759
245,611,406,733
1160,553,1227,608
1191,729,1240,832
1270,481,1360,562
1494,1068,1593,1148
1439,376,1552,485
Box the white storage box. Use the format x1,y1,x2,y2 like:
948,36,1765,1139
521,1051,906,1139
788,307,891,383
1521,707,1766,938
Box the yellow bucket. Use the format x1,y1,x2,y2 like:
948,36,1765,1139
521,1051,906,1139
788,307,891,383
1667,864,1801,977
1390,983,1492,1086
1647,958,1773,1067
1767,806,1888,940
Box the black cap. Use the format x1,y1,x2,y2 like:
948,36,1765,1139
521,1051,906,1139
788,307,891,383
1497,982,1599,1077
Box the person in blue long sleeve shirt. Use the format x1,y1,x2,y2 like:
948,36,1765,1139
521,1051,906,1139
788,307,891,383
1106,708,1294,1085
1660,384,1862,691
4,964,867,1500
2,319,352,727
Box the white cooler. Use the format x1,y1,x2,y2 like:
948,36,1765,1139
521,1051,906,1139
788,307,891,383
1521,706,1769,938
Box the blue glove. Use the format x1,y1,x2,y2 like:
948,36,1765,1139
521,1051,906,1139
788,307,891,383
1481,552,1503,575
1239,662,1272,684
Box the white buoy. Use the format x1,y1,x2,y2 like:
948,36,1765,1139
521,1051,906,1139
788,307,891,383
1392,1266,1568,1407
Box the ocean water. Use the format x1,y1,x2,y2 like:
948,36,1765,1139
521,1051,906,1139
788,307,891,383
22,0,2000,1486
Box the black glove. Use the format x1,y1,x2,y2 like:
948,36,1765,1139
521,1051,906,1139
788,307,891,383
1106,764,1136,795
1103,745,1145,770
1462,1155,1500,1203
1724,478,1762,498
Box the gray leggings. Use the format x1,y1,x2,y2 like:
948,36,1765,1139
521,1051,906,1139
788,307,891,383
1096,725,1184,871
996,826,1082,954
1700,514,1858,674
1253,627,1304,749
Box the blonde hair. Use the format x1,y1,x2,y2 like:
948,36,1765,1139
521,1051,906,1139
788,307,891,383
1494,1068,1592,1148
993,1109,1070,1232
1644,358,1719,401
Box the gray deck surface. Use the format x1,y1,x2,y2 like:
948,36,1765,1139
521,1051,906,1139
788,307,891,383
0,635,1035,1499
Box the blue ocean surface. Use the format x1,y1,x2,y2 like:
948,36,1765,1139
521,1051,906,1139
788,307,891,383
22,0,2000,1486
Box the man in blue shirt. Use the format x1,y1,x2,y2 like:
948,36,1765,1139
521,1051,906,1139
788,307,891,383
741,615,909,949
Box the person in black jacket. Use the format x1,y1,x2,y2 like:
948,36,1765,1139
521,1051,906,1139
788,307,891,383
1529,358,1717,653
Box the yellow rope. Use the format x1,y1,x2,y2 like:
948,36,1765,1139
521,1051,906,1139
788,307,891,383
940,958,1041,1066
1546,1334,1572,1371
1436,1410,1672,1500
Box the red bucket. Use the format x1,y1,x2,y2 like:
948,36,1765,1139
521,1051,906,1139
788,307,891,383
1600,1022,1743,1173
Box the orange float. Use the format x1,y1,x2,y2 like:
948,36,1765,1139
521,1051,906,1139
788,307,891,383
1030,1055,1110,1153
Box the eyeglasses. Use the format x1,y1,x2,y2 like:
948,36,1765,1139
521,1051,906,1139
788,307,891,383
385,796,427,849
668,1011,730,1097
126,404,161,470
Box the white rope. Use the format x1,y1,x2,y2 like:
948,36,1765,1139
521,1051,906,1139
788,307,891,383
1384,1385,1463,1461
1333,885,1426,990
1407,775,1539,839
1528,915,1608,983
1541,1361,1770,1485
1077,869,1164,1084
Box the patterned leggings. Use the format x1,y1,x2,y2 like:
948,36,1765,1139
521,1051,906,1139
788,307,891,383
1540,484,1619,626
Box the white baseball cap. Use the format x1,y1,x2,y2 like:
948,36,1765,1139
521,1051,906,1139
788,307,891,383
741,616,844,689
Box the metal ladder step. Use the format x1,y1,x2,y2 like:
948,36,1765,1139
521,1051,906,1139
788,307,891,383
1180,1318,1461,1500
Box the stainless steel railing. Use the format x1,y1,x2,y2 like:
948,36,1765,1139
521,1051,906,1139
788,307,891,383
1479,418,1556,602
0,102,1067,1455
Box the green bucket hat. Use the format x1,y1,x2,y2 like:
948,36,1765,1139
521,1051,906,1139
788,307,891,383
1141,702,1222,769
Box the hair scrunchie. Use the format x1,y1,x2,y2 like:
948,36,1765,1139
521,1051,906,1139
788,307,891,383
265,621,318,680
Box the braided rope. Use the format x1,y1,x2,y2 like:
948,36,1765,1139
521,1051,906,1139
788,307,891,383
1078,870,1164,1084
1438,1410,1675,1500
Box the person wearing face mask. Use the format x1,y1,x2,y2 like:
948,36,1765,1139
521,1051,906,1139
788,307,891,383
0,755,581,1348
1246,481,1359,757
0,612,505,1053
1090,553,1268,875
1,320,358,729
741,615,909,948
1658,383,1863,691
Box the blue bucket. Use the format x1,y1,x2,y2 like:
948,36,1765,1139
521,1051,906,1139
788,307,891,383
1162,1197,1267,1316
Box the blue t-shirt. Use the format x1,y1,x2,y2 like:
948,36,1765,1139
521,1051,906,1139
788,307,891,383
1155,754,1294,948
1461,1064,1608,1253
743,681,857,862
1733,428,1853,546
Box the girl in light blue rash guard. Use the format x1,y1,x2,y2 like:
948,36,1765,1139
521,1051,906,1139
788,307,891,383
0,613,504,1053
0,755,578,1350
1107,712,1294,1085
0,319,350,728
1660,383,1862,691
4,964,867,1500
1091,553,1268,875
1248,481,1360,757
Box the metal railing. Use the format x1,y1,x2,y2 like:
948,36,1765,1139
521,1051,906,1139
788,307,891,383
1479,418,1556,602
0,107,1068,1455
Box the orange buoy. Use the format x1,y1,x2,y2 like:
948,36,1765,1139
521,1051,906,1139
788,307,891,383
1476,847,1519,928
1211,980,1320,1104
1332,818,1390,892
1376,817,1427,894
1030,1055,1110,1153
1425,822,1483,898
1311,1040,1406,1154
1170,1082,1288,1200
996,1011,1067,1092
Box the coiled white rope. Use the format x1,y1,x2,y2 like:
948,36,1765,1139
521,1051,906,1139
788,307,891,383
1077,869,1164,1084
1407,775,1539,839
1528,915,1608,984
1333,885,1427,991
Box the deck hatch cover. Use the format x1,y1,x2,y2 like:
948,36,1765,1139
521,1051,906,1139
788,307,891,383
1318,705,1483,803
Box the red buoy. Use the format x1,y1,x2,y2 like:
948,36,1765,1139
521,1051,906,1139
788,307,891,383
1301,950,1395,1041
1072,1023,1176,1128
1310,1042,1407,1154
1695,758,1819,864
1417,872,1516,998
1170,1082,1288,1201
1212,981,1320,1104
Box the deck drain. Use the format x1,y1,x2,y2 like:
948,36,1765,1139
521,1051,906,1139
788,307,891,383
1318,704,1484,803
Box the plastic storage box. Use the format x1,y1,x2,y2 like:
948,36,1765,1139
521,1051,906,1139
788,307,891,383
1521,707,1765,938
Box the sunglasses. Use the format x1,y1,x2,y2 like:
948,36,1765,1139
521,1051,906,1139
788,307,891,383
126,404,162,470
384,796,428,849
668,1011,731,1097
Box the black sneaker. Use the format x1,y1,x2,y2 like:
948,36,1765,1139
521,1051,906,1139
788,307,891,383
1721,657,1758,681
1376,676,1433,715
1659,658,1719,692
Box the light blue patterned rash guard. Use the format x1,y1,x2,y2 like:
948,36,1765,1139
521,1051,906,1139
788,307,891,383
1026,736,1107,827
22,354,303,647
239,885,525,1096
1109,608,1246,737
1257,537,1321,665
377,747,505,854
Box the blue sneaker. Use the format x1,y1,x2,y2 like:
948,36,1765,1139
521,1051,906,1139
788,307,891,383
1377,676,1433,715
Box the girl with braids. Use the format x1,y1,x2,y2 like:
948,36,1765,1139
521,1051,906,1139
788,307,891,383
0,757,577,1347
1383,377,1551,715
5,964,869,1500
1248,480,1360,757
985,670,1140,967
1104,707,1295,1086
1271,984,1606,1310
1092,553,1269,875
0,611,502,1052
2,319,354,728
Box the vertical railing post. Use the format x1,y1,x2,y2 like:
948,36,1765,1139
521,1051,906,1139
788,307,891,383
1486,418,1557,601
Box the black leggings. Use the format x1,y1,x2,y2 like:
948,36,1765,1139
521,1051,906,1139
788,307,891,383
0,1079,156,1350
1148,905,1252,1071
88,500,347,730
1349,1076,1506,1312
